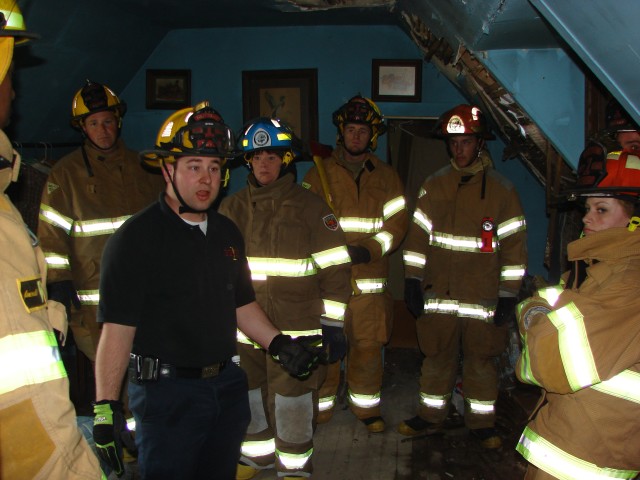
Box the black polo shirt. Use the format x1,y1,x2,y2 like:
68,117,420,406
98,194,255,367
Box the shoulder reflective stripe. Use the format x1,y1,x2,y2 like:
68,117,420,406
412,208,432,235
466,397,495,414
517,427,639,480
348,389,381,408
419,392,450,409
339,217,383,233
500,264,526,281
323,299,347,321
248,257,317,279
241,438,276,458
548,303,600,391
39,204,73,234
537,286,563,307
72,216,131,237
312,245,351,269
383,196,406,219
592,370,640,404
355,278,387,294
318,395,337,411
77,290,99,305
276,448,313,470
373,231,393,255
496,216,526,240
431,232,498,253
518,339,542,387
425,299,495,321
44,253,71,270
403,250,426,268
0,331,67,395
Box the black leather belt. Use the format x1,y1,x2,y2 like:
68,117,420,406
129,353,228,383
158,361,228,379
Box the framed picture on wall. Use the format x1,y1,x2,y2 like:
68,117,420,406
241,68,318,141
371,59,422,103
146,69,191,110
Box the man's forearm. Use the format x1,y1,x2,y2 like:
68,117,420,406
95,323,136,401
236,301,280,350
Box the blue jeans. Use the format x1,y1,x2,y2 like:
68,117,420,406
129,363,250,479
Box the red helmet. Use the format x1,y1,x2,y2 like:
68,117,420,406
434,104,495,140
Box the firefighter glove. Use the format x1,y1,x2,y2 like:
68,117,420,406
93,400,135,477
47,280,81,316
347,245,371,265
494,296,518,327
321,324,347,363
404,278,424,318
269,333,324,378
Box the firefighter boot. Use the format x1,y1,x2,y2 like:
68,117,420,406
397,416,443,437
470,427,502,449
236,463,259,480
361,415,385,433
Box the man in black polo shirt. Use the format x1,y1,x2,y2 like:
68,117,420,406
92,101,322,479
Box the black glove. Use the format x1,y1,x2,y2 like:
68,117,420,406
47,280,81,317
494,297,518,327
347,245,371,265
404,278,424,318
269,334,324,378
321,324,347,363
93,400,136,477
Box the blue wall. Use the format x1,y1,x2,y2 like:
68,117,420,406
120,25,548,276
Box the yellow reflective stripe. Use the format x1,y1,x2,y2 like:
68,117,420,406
537,286,563,307
44,252,70,270
403,250,426,268
281,329,322,339
373,231,393,255
383,195,406,219
1,8,27,30
339,217,383,233
548,303,600,391
412,208,432,235
518,336,542,387
355,278,386,294
276,448,313,469
592,370,640,404
77,289,99,305
425,299,495,321
466,397,495,414
72,216,130,237
431,232,498,253
39,204,73,234
500,264,526,281
419,392,449,409
248,257,317,280
241,438,275,458
417,186,427,199
318,395,336,412
517,427,639,480
0,331,67,395
323,299,346,322
312,245,351,269
348,389,380,408
496,215,526,239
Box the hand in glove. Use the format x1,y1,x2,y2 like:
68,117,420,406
494,296,518,327
321,324,347,363
47,280,81,317
347,245,371,265
93,400,136,477
269,334,324,378
404,278,424,318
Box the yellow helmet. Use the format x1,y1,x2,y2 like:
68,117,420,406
70,80,127,129
0,0,38,44
140,101,236,185
332,95,387,151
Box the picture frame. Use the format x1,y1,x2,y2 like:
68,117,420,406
146,69,191,110
242,68,318,141
371,59,422,103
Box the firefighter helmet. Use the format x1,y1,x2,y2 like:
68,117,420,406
332,95,387,151
568,141,640,201
141,100,236,174
239,117,301,166
605,99,639,134
0,0,38,44
70,80,127,129
434,104,495,140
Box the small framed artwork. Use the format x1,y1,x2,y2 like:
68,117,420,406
242,68,318,141
146,69,191,110
371,59,422,103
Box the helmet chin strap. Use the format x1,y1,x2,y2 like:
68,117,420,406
162,161,209,215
